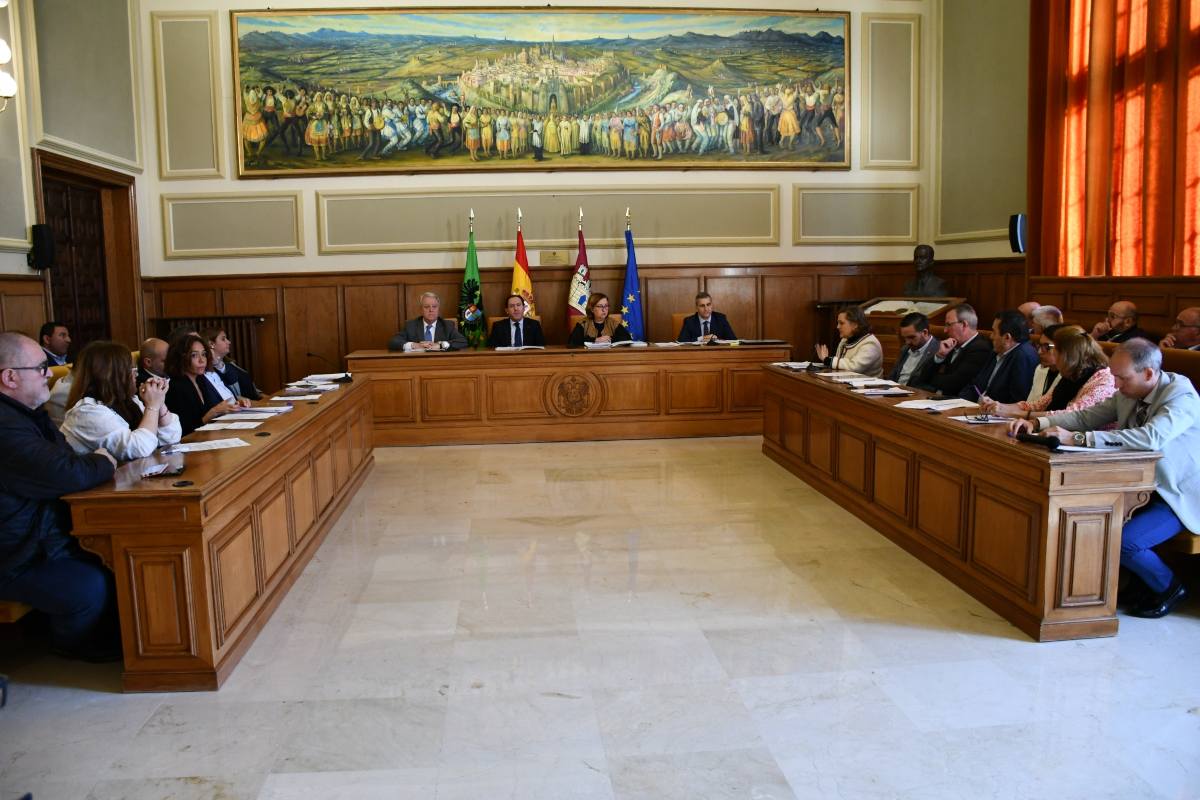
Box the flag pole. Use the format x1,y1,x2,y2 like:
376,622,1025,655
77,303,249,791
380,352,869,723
625,206,631,232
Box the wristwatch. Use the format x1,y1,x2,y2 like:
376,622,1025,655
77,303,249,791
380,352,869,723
1072,432,1087,446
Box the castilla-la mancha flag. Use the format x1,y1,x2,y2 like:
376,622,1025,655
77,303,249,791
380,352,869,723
511,228,536,316
567,228,592,330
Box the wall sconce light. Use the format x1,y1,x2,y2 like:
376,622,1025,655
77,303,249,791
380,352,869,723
0,40,13,114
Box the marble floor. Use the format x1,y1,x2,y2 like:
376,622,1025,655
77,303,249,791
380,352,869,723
1,437,1198,800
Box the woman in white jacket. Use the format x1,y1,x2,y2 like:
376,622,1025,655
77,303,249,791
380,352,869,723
815,306,883,377
61,341,181,461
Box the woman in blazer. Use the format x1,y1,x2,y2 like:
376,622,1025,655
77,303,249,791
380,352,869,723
164,334,238,436
815,306,883,377
981,325,1115,421
60,341,182,461
568,293,632,347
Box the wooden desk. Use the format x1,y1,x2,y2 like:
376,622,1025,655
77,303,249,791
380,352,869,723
761,367,1160,641
65,377,374,692
347,344,791,446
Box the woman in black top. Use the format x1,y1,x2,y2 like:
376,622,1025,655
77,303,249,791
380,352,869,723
567,293,632,347
164,334,237,435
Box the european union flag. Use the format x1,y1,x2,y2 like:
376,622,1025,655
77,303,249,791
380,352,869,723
620,229,645,341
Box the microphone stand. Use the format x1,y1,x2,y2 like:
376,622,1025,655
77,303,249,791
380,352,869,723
304,352,353,383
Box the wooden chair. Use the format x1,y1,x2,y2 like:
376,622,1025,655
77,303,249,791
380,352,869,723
671,312,689,340
47,363,70,389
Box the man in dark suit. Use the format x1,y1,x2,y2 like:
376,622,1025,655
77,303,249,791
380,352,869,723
888,312,939,386
388,292,468,352
959,310,1038,403
1160,307,1200,351
487,294,544,348
136,337,168,386
677,292,737,342
1091,300,1150,343
39,321,71,367
915,303,993,396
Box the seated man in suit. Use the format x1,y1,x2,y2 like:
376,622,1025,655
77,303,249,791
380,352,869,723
677,292,737,342
959,310,1038,403
1091,300,1150,343
487,294,544,348
1010,339,1199,618
39,321,71,367
888,312,939,386
136,337,168,386
388,292,468,352
914,303,993,397
1160,307,1200,351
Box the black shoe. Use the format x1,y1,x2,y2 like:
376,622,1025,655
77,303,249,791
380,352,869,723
1129,579,1188,619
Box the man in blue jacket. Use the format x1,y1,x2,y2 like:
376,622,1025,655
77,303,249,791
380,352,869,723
0,332,118,661
960,310,1039,404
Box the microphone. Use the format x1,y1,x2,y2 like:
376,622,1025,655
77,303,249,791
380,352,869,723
305,352,353,383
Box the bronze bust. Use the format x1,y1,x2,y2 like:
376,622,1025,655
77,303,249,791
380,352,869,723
903,244,947,297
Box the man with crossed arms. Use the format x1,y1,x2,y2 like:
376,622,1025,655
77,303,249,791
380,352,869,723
1009,339,1199,618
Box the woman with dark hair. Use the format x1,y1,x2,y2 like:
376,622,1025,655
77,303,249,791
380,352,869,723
814,306,883,377
981,325,1115,420
567,293,632,348
164,335,238,436
199,327,260,401
60,341,181,461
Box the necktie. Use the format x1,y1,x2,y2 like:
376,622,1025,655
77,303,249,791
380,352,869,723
1133,401,1150,428
702,320,710,337
514,321,523,347
425,324,434,342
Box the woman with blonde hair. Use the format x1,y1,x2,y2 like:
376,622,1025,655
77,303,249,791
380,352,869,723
567,293,632,347
981,324,1115,420
60,341,181,461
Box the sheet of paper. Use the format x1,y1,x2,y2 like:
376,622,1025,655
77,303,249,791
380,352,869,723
304,373,351,381
213,412,276,421
494,345,546,351
1055,445,1094,452
771,361,812,369
852,388,913,396
948,415,1009,424
163,438,251,454
895,398,979,411
250,405,293,413
195,421,264,431
273,394,321,401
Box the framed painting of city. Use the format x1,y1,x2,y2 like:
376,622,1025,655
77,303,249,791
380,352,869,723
232,8,850,177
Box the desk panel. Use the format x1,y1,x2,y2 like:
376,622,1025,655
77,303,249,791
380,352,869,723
66,377,374,691
347,345,790,446
762,368,1159,641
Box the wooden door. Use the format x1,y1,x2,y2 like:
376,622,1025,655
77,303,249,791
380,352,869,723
42,177,111,353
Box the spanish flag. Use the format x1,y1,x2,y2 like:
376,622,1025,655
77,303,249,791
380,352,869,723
511,228,536,316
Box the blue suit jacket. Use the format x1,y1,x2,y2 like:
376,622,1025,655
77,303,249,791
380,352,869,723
677,311,736,342
959,340,1039,403
487,317,545,348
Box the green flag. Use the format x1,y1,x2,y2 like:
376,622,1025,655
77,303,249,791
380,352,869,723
459,230,485,349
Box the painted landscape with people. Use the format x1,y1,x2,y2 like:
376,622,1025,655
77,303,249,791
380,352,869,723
232,9,848,175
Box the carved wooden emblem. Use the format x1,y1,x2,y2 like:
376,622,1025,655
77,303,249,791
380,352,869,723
550,373,598,417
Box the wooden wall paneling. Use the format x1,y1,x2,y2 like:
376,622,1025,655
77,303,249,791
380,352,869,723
221,287,283,392
487,374,553,418
1052,504,1114,609
160,288,218,318
643,276,701,343
705,275,759,339
873,440,913,524
344,284,401,354
1026,276,1200,342
257,482,292,587
969,483,1041,603
817,273,872,303
123,543,200,660
0,278,49,338
421,376,482,421
530,278,570,343
835,424,872,497
807,411,835,476
209,511,261,646
142,288,160,339
282,286,340,381
762,274,816,357
288,460,316,547
665,370,722,414
914,457,968,558
779,401,805,457
597,372,659,415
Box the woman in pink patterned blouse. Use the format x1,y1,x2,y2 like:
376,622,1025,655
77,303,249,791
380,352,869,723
981,325,1115,422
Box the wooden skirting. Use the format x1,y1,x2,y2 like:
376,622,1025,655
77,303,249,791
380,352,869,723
143,257,1025,391
1029,276,1200,344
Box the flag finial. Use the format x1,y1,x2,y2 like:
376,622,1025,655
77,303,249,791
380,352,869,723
469,208,474,234
625,207,631,231
517,207,523,229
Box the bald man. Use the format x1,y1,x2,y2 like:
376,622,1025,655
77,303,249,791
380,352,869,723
137,337,168,385
1092,300,1149,343
1018,301,1040,322
1161,307,1200,351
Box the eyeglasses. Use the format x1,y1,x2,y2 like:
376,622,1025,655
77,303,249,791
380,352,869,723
1036,343,1056,352
1171,320,1199,329
2,360,51,376
1106,312,1130,320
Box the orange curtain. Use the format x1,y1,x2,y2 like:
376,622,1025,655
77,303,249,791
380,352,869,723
1029,0,1200,277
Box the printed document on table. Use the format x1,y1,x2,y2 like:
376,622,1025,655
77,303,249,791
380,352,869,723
894,398,979,411
304,373,352,381
164,438,252,454
195,421,264,431
273,394,321,401
213,412,276,421
772,361,812,369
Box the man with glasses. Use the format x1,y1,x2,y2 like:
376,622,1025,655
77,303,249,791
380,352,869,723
914,303,993,397
0,333,120,661
1160,307,1200,351
1009,338,1199,618
1091,300,1149,343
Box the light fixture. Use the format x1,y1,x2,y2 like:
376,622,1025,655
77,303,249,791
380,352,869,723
0,38,10,65
0,35,12,113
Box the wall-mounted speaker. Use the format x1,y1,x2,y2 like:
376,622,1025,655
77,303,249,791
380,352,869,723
26,224,55,270
1008,213,1028,254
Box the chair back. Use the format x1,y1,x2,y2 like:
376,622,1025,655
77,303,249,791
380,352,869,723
48,363,71,389
671,312,690,339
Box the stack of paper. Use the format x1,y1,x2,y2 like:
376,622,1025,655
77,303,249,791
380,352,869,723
771,361,812,369
195,421,264,431
304,373,351,381
213,412,276,422
851,387,914,396
163,438,252,454
252,405,293,413
273,394,322,401
894,398,979,411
